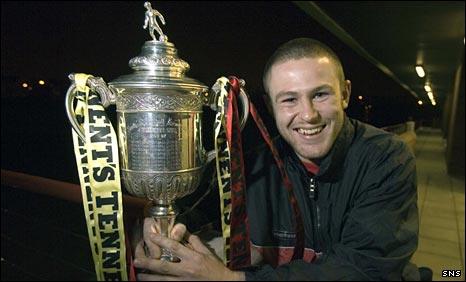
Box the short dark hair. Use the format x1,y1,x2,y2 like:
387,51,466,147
263,38,345,93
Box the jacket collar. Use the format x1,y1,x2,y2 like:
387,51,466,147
278,115,355,182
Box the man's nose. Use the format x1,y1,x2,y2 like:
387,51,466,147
298,100,319,122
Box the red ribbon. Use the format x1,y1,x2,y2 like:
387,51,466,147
226,76,251,269
248,98,304,260
226,77,303,269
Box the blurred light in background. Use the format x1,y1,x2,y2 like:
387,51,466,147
415,65,425,78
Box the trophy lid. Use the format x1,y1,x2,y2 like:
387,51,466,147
109,2,207,92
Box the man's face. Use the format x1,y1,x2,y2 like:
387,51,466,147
266,57,351,162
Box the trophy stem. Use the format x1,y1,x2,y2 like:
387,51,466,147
145,201,181,262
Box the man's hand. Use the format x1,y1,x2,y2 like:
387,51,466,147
133,219,245,281
134,218,188,260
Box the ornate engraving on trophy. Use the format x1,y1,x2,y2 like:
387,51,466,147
121,170,201,202
129,57,189,69
117,93,203,112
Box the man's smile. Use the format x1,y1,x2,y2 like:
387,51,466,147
294,124,326,137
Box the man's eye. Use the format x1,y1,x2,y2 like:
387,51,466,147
281,97,296,103
313,92,328,100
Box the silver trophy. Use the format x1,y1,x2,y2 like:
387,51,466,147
65,2,249,262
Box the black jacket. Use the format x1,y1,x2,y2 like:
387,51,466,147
244,117,419,281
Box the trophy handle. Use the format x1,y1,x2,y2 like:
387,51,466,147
205,80,250,163
65,74,116,142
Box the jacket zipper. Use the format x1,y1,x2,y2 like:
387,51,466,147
308,177,322,251
309,177,316,199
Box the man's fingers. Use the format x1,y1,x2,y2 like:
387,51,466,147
143,217,158,235
143,217,161,258
145,219,187,242
134,241,146,260
170,223,187,242
145,240,161,259
149,234,194,259
171,224,197,251
134,256,185,277
187,234,212,255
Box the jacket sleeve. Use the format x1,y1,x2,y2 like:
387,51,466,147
245,138,419,281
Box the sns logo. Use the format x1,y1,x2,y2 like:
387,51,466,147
442,270,461,277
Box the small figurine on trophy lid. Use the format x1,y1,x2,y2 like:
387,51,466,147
143,1,168,42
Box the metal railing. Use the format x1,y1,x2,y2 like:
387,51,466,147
1,169,148,220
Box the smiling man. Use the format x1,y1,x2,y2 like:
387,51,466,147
134,38,420,281
265,50,350,164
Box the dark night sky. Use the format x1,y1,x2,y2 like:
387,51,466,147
1,1,422,128
1,1,318,91
1,1,191,80
1,1,417,94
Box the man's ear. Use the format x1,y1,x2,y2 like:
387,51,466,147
342,80,351,109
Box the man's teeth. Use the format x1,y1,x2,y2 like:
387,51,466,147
297,126,324,135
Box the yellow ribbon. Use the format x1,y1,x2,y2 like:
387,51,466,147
71,74,128,281
213,77,233,266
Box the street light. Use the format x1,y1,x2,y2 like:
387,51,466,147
415,65,425,78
